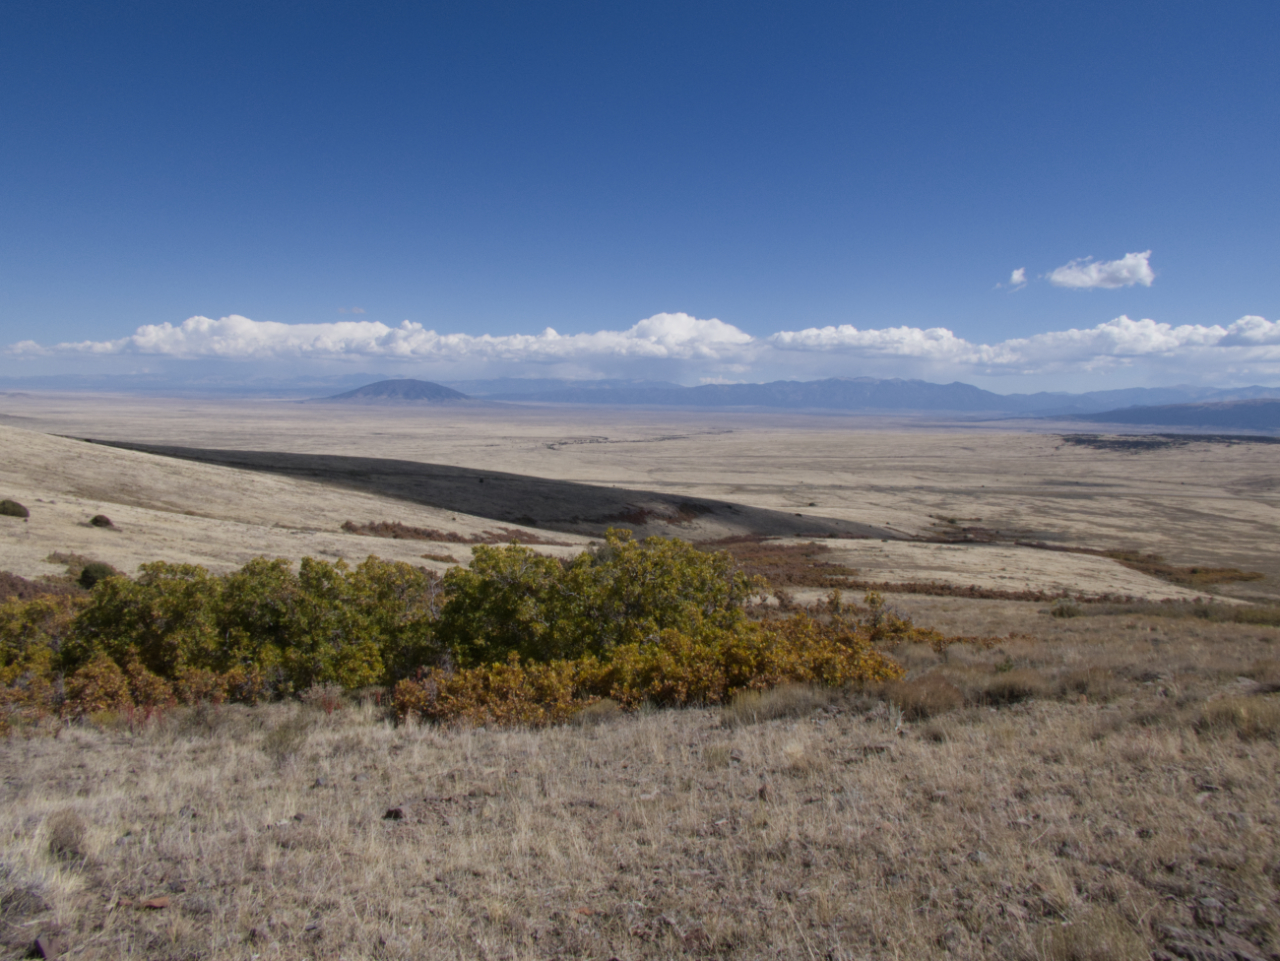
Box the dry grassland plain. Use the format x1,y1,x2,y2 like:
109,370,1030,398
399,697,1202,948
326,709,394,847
1,392,1278,960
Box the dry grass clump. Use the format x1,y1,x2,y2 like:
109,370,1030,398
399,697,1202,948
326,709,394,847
43,809,87,862
720,683,830,727
880,673,963,719
979,666,1050,705
1056,666,1125,702
1036,906,1149,961
1197,694,1280,740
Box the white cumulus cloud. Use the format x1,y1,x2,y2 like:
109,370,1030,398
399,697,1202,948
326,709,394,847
1009,268,1027,287
22,312,756,365
1047,250,1155,289
9,310,1280,387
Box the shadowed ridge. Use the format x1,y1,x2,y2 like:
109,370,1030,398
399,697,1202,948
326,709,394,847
78,440,895,543
316,379,471,404
1080,398,1280,431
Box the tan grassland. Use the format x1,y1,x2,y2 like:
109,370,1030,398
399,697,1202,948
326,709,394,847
1,601,1278,960
1,392,1279,959
3,392,1279,598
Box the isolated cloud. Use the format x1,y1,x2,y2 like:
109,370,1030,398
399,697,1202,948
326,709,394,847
10,311,1280,386
1047,250,1155,289
1009,268,1027,288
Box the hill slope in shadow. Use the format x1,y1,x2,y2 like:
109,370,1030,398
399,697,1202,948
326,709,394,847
84,440,893,542
1080,399,1280,431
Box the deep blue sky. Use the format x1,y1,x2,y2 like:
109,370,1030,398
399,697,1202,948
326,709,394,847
1,1,1278,388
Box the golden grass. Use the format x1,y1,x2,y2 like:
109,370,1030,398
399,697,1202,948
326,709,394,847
1,600,1278,959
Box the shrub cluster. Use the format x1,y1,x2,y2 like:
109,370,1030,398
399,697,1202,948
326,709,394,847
1,556,443,727
1,529,920,730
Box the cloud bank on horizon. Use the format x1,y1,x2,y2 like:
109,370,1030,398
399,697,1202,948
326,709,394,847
10,310,1280,387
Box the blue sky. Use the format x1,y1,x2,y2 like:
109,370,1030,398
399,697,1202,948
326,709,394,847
2,0,1278,391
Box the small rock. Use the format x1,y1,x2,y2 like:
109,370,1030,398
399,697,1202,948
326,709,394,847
292,813,306,822
383,806,405,820
33,935,64,959
757,781,770,801
968,851,989,865
140,896,170,910
89,514,114,528
311,777,329,789
729,749,745,763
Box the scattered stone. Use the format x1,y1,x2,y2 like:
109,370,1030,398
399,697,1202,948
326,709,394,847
140,896,170,910
967,851,989,865
32,935,64,959
383,806,405,820
88,514,114,528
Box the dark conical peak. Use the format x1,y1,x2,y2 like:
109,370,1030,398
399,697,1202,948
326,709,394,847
322,379,469,403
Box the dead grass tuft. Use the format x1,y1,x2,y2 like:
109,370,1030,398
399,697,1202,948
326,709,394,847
574,697,622,726
1197,694,1280,740
979,667,1049,705
44,809,87,861
1057,666,1126,703
1248,658,1280,692
721,683,829,727
1037,907,1149,961
261,710,314,764
882,673,963,720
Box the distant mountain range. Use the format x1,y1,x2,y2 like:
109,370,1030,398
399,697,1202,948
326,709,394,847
1079,399,1280,430
441,376,1280,417
309,377,1280,429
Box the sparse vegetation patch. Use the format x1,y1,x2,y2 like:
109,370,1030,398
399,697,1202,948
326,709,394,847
341,519,571,545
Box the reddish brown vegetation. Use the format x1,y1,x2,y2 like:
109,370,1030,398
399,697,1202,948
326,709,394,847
341,520,570,546
0,572,84,603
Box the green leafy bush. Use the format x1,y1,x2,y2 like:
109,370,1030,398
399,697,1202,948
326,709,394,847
436,529,762,665
77,561,118,590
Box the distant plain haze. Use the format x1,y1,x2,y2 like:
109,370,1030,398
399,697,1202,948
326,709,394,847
1,1,1278,392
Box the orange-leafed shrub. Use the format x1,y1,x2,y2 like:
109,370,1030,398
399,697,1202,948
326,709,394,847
63,653,133,717
393,612,904,727
174,667,229,706
124,659,176,713
394,655,588,727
